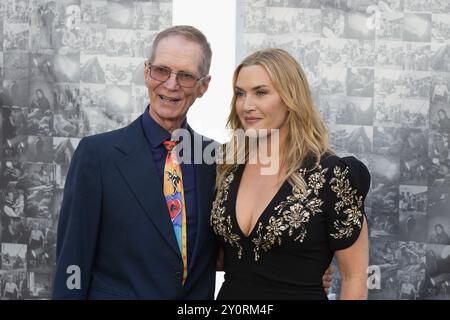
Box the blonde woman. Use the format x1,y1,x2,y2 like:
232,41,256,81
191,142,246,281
211,48,370,300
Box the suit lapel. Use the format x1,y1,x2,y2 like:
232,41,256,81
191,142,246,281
114,118,181,258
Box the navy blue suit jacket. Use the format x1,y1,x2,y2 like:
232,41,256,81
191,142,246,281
52,117,218,299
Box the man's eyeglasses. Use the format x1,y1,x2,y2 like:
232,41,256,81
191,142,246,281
147,63,206,88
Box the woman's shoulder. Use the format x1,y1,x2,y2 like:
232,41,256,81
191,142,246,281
319,153,368,171
317,153,371,195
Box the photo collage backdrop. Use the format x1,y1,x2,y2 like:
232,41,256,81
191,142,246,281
0,0,172,299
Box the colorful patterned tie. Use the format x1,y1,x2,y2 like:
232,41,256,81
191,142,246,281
163,140,187,285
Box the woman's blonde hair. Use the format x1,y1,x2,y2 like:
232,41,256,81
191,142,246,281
216,48,333,192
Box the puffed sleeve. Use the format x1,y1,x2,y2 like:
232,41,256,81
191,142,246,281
325,156,370,251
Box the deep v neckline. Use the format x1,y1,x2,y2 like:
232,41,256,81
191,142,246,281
232,164,287,239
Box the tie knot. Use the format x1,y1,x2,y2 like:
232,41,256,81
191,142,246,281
163,140,178,152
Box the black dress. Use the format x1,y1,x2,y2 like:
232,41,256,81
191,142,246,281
210,154,371,300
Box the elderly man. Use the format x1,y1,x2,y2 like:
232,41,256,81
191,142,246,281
53,25,332,299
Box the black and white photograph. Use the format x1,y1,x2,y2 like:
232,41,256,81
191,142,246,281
429,130,450,164
403,42,431,71
430,43,450,72
1,160,26,188
403,13,432,42
21,163,54,190
376,40,404,70
53,83,81,138
268,0,319,8
373,126,403,156
107,0,134,29
1,243,26,271
53,137,79,166
344,10,374,40
30,53,58,82
28,84,53,110
430,73,450,106
401,99,429,129
2,107,27,141
425,244,450,299
345,39,376,67
244,3,266,33
0,189,26,243
399,128,428,185
3,51,29,81
369,240,400,299
81,25,106,56
397,270,425,300
371,182,399,216
105,57,139,85
333,96,373,126
26,108,53,137
133,1,160,30
428,187,450,219
52,53,80,83
430,103,450,135
375,69,403,98
329,124,372,154
346,68,374,97
320,66,346,95
402,72,431,100
25,186,54,220
404,0,430,12
242,33,268,58
132,85,148,118
80,54,106,84
27,271,52,299
158,2,172,30
129,30,153,58
5,0,31,24
371,154,400,185
432,0,450,13
399,185,428,242
81,0,107,25
2,79,29,108
51,189,63,221
266,7,321,37
432,14,450,43
321,8,345,39
320,39,348,68
104,84,132,123
369,213,399,240
4,23,29,51
375,7,403,41
0,270,28,300
427,187,450,243
23,136,53,163
26,217,55,273
54,137,79,189
373,98,402,127
106,28,134,57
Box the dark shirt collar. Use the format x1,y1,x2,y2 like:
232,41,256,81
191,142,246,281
142,105,188,148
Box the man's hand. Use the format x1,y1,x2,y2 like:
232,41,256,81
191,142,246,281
322,265,334,295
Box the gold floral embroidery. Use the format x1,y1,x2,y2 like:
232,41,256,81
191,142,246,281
210,171,243,258
248,166,329,261
211,163,365,262
251,216,287,261
329,166,363,239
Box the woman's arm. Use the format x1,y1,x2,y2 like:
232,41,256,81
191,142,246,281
335,216,369,300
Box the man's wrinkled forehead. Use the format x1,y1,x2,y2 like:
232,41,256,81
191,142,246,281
151,35,204,73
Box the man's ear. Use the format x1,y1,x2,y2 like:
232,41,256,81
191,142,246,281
199,75,211,97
